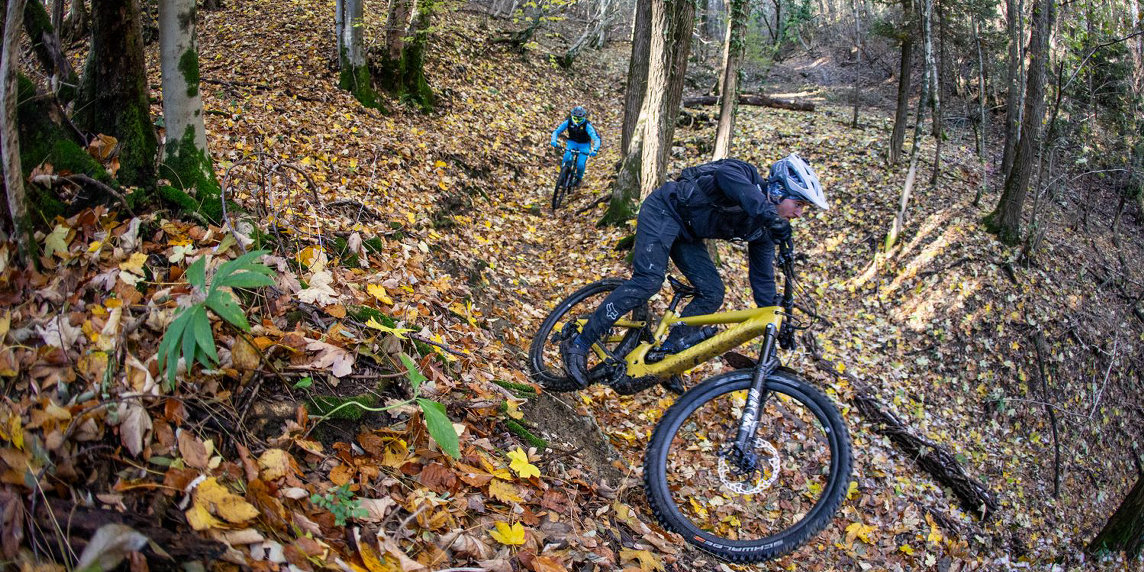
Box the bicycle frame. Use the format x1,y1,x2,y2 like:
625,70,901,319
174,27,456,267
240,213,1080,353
603,306,784,378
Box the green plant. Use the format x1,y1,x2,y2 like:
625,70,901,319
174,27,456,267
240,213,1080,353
157,249,275,388
310,483,367,526
313,353,460,459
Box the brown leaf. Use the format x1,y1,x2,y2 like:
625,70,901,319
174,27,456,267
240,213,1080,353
177,430,210,469
231,336,261,372
418,462,457,492
118,401,152,457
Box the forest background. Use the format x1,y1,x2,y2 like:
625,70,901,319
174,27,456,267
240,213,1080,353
0,0,1143,570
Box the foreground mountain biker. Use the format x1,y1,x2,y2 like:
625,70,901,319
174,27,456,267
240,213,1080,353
550,106,601,187
560,153,829,391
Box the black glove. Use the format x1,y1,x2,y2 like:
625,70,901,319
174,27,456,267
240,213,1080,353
767,219,792,244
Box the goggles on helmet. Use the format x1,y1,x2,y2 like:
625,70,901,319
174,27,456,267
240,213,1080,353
571,116,585,125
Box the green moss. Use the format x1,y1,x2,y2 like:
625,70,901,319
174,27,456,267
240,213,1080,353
363,237,384,253
347,305,395,326
178,49,200,98
307,394,379,421
503,419,547,451
492,379,537,398
339,58,382,110
331,236,349,255
598,194,638,227
614,234,635,251
161,126,223,222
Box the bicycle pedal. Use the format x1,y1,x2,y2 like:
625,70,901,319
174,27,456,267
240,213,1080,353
661,376,685,395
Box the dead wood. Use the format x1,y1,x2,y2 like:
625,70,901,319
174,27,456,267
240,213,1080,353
34,497,226,567
682,93,815,112
803,334,998,520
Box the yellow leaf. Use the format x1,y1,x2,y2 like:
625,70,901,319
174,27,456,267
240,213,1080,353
184,501,224,531
488,521,525,545
507,448,539,479
844,521,875,545
505,400,523,420
488,479,523,503
195,477,259,524
367,284,394,305
434,160,446,169
619,548,664,571
364,318,414,339
118,252,148,275
846,480,859,500
257,448,294,480
899,544,915,555
358,538,390,572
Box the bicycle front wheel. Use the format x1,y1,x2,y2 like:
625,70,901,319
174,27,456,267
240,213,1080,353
528,279,648,391
552,165,572,210
644,369,851,563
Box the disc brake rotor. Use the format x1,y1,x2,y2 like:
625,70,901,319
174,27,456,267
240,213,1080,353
717,438,781,495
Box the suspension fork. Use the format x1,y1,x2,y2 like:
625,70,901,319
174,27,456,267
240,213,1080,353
731,323,779,466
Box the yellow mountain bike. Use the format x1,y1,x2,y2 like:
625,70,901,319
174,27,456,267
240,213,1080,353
528,242,852,563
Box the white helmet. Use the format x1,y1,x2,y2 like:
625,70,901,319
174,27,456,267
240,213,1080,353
768,153,828,211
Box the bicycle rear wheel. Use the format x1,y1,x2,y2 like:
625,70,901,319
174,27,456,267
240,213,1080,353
552,164,572,211
528,279,649,391
644,369,851,563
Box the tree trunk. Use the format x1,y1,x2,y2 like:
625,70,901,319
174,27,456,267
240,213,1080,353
712,0,746,160
886,0,931,252
849,0,862,128
987,0,1054,246
1088,475,1144,558
2,0,32,263
338,0,380,109
683,93,814,111
158,0,222,222
50,0,60,26
972,15,988,206
604,0,694,224
888,0,914,165
620,0,650,154
75,0,157,188
1000,0,1024,181
60,0,86,42
376,0,433,111
928,0,942,185
21,0,76,104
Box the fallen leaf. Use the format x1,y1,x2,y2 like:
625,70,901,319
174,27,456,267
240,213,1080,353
117,401,152,457
507,447,540,479
488,479,523,503
256,449,294,480
74,523,149,572
193,477,259,525
305,339,354,378
488,521,525,545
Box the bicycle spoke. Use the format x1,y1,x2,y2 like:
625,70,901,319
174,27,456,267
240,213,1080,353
659,386,837,542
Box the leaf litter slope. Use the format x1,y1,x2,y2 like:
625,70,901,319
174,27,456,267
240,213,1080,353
3,0,1140,570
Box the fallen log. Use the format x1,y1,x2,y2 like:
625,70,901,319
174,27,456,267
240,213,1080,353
724,342,999,521
682,93,815,112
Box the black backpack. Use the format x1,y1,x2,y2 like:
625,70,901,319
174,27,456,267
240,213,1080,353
675,159,737,183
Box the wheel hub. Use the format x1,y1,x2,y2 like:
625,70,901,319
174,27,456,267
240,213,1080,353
718,438,780,495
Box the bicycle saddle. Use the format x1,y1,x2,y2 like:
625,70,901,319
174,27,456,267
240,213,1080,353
666,276,698,297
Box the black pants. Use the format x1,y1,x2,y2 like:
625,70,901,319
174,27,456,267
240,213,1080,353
579,187,725,345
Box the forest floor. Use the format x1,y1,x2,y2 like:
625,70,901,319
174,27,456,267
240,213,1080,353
4,1,1144,571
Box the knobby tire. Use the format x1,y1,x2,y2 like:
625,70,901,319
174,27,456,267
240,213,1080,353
552,163,573,211
528,279,648,391
644,369,852,563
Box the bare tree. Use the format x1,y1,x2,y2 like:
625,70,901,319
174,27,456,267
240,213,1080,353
620,0,651,155
60,0,88,42
2,0,31,262
22,0,77,104
158,0,222,221
712,0,747,160
987,0,1055,245
927,0,942,185
972,14,988,206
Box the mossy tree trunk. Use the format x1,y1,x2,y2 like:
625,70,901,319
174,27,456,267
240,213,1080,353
75,0,157,189
987,0,1054,246
376,0,434,112
2,0,33,262
158,0,221,222
338,0,380,109
22,0,76,104
603,0,693,226
1088,476,1144,558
